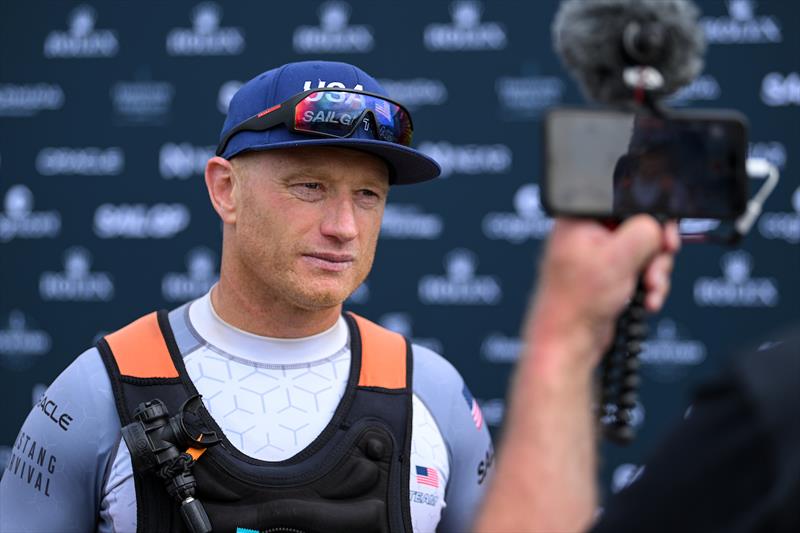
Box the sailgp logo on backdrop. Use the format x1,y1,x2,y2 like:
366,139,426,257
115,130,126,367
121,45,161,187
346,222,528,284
693,250,778,307
162,248,219,302
380,204,443,240
93,203,191,239
758,186,800,243
160,143,215,179
495,76,564,119
700,0,782,44
378,313,444,354
166,2,245,56
417,142,512,178
0,84,64,117
483,184,553,243
111,80,174,125
0,311,52,371
418,249,502,305
761,73,800,106
44,4,119,58
640,319,707,383
0,185,61,243
35,147,124,176
480,332,522,363
424,1,507,51
293,1,374,54
377,79,448,110
39,247,114,302
665,74,721,106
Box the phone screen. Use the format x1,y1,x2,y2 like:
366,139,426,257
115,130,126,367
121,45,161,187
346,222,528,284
543,108,748,219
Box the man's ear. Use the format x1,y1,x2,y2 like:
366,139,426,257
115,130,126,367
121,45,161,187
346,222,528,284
205,156,239,225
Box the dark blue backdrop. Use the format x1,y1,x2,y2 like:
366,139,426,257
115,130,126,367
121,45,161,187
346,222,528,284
1,0,798,498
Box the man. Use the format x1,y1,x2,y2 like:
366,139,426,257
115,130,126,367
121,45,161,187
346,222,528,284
0,61,493,533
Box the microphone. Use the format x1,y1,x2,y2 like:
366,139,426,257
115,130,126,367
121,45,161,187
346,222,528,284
552,0,706,104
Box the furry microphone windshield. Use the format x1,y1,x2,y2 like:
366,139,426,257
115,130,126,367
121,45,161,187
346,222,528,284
552,0,706,104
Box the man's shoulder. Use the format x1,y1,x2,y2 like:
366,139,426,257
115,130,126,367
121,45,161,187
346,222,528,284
411,343,465,394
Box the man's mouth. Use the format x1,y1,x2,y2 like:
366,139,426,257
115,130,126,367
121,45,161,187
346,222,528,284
302,252,355,272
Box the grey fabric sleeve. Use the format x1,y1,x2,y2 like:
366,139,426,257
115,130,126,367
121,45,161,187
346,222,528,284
412,345,495,533
0,347,120,533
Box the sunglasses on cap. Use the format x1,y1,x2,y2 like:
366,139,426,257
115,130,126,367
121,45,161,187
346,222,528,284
216,88,415,157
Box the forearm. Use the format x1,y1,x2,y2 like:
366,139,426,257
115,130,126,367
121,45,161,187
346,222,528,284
474,339,597,533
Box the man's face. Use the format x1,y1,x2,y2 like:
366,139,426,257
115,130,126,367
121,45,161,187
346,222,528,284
230,146,389,311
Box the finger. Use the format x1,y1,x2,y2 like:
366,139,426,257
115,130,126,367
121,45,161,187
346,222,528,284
612,215,663,273
663,220,681,253
644,253,674,311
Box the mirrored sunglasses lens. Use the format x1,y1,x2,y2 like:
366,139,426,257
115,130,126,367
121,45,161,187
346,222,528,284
294,91,412,145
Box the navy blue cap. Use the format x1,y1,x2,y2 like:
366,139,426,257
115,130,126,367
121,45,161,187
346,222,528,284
219,60,441,185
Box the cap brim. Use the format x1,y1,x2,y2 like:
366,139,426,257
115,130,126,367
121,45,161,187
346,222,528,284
227,137,441,185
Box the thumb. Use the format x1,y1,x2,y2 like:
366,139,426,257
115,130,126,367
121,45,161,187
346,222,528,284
612,215,663,274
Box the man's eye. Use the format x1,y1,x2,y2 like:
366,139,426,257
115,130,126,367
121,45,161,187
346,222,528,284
291,182,324,200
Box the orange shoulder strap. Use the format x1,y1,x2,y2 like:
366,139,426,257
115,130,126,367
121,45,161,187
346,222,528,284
104,312,179,379
349,312,407,390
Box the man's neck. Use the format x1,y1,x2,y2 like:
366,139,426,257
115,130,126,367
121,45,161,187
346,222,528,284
210,276,342,339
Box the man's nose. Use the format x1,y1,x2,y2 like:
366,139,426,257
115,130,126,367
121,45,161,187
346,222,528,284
321,195,359,242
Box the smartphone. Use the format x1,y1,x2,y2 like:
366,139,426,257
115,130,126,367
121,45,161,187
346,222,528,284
541,107,749,220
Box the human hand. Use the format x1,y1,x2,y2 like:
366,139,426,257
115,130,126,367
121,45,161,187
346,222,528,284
525,215,680,375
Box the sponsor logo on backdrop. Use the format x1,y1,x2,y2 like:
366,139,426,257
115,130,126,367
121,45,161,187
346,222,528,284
478,398,505,427
483,184,553,243
0,84,64,117
424,1,507,51
418,248,502,305
44,4,119,58
0,311,51,371
612,464,645,494
700,0,782,44
35,147,124,176
417,142,511,178
162,247,219,302
167,2,245,56
758,186,800,243
761,72,800,106
111,80,174,125
0,185,61,243
480,332,522,363
749,141,787,170
39,247,114,302
93,203,190,239
496,76,564,119
379,313,444,354
347,282,370,305
640,319,707,382
381,204,443,240
664,74,721,106
376,79,448,109
293,1,374,54
160,143,215,179
218,81,242,114
694,250,778,307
